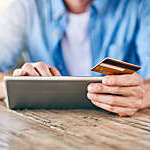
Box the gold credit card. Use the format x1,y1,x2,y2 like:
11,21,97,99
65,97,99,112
91,58,141,75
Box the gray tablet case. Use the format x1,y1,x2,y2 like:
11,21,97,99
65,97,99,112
4,76,103,110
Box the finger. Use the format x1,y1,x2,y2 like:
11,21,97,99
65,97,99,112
102,73,143,86
22,63,40,76
33,62,52,76
13,69,27,76
88,83,144,98
49,66,61,76
91,101,138,117
87,93,142,108
0,81,6,99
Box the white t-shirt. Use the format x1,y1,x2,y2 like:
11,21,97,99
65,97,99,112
62,11,92,76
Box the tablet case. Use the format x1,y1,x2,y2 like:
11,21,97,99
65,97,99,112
4,76,103,110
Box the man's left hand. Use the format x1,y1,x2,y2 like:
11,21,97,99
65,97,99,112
87,73,145,117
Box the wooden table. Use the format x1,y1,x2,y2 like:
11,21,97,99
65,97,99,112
1,101,150,150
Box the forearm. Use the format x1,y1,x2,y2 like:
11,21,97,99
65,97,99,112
0,71,13,100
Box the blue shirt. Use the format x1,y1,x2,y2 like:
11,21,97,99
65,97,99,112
0,0,150,79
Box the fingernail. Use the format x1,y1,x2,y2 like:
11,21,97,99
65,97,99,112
88,85,94,91
87,93,92,99
102,78,108,84
103,77,112,85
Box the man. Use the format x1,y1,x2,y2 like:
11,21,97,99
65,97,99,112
0,0,150,116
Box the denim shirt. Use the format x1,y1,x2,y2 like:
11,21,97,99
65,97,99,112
0,0,150,78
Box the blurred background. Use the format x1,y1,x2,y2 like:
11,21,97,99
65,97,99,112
0,0,13,14
0,0,25,74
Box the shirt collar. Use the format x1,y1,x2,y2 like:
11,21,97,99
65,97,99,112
91,0,108,14
51,0,66,21
51,0,108,21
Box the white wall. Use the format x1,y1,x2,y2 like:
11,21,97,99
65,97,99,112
0,0,13,15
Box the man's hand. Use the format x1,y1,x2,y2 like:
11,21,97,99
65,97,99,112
0,62,61,100
0,72,13,100
13,62,61,76
87,73,145,117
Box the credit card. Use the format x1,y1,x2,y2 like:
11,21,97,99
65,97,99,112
91,58,141,75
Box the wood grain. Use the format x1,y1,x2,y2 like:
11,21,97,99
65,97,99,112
1,101,150,150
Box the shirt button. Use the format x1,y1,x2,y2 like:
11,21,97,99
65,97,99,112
54,14,59,20
53,31,59,37
58,64,63,70
99,9,104,14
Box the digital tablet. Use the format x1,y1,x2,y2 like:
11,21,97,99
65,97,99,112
4,76,103,110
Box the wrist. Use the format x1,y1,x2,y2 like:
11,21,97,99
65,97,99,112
141,79,150,109
0,71,13,100
0,81,6,100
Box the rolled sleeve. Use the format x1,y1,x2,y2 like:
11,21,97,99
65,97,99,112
136,0,150,79
0,0,26,72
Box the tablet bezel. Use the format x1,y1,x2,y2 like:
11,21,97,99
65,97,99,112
4,76,103,109
4,76,103,81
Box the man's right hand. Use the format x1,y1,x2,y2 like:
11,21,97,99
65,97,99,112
0,62,61,100
13,62,61,76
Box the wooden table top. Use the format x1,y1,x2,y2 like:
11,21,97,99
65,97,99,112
1,101,150,150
